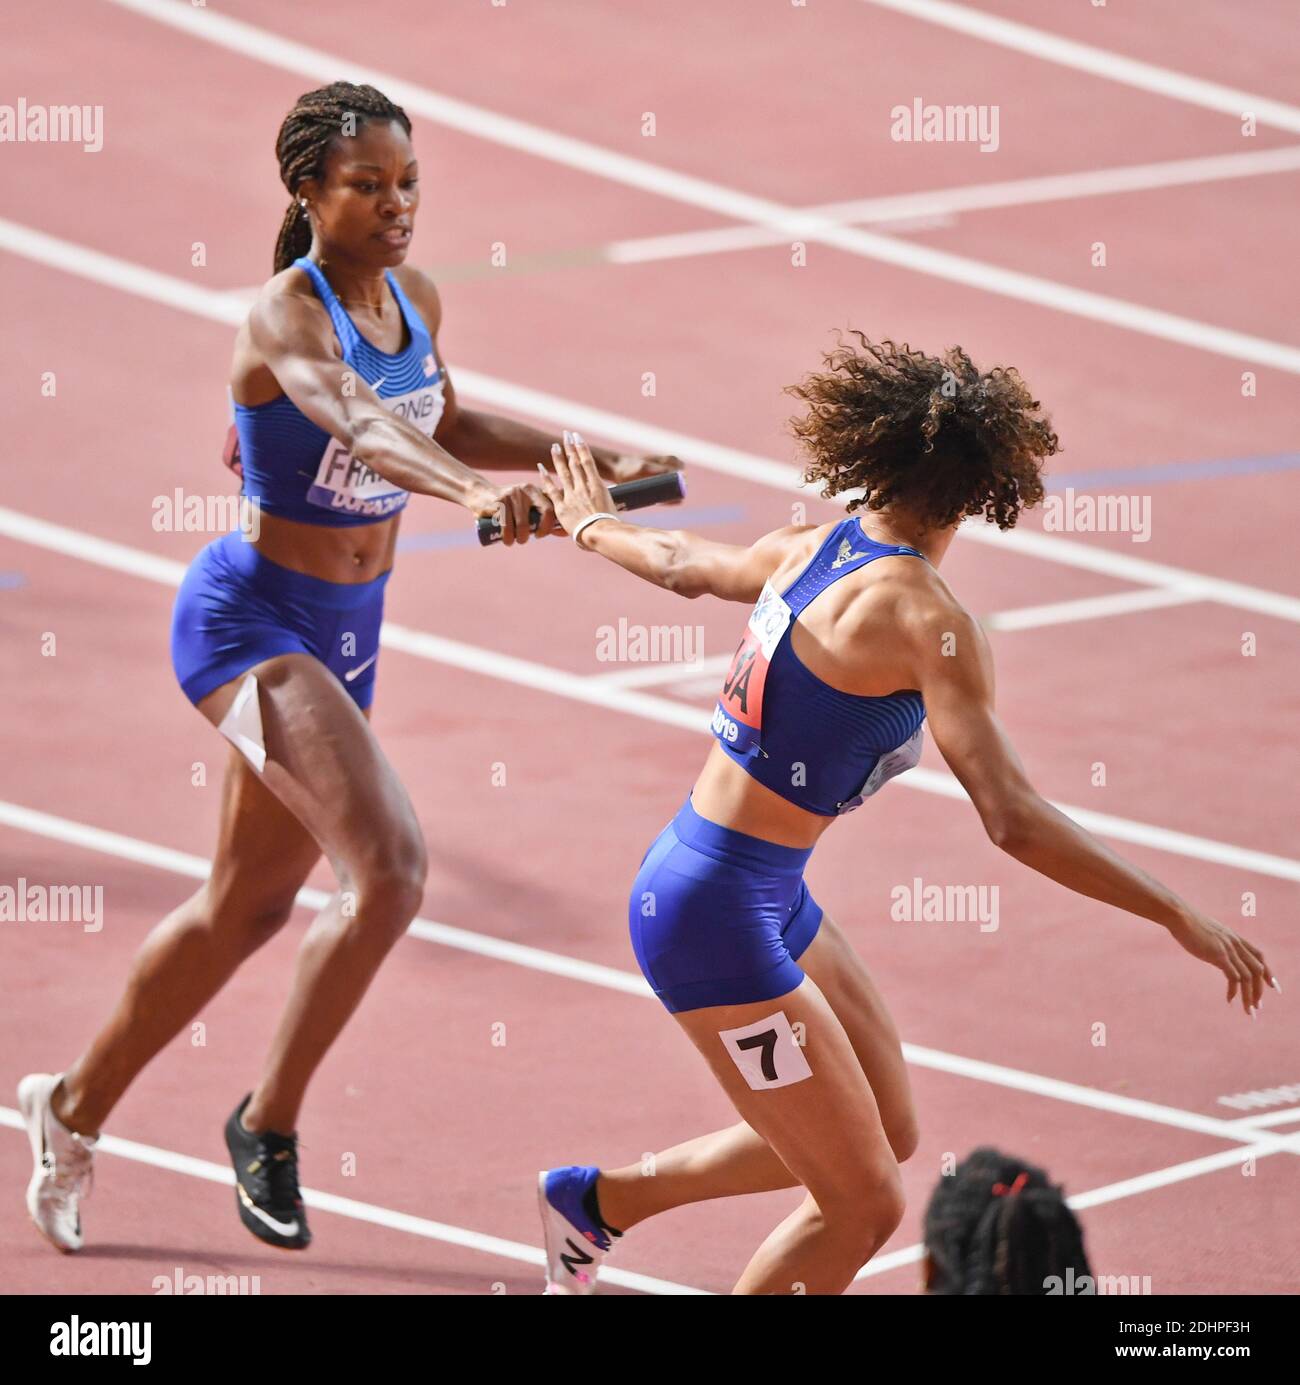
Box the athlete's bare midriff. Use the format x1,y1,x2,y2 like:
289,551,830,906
690,518,946,849
253,509,400,584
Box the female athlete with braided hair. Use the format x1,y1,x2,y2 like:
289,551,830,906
18,81,676,1254
920,1147,1092,1295
533,340,1277,1295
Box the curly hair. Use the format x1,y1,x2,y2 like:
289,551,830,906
786,334,1059,531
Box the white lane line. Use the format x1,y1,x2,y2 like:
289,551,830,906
0,798,651,998
99,0,1300,373
227,146,1300,276
587,655,727,690
860,0,1300,135
4,505,1300,884
446,366,1300,626
1062,1141,1293,1210
3,794,1298,1154
0,1107,702,1294
982,585,1204,632
1228,1107,1300,1129
5,215,1300,627
609,145,1300,265
901,1043,1300,1150
856,1141,1292,1282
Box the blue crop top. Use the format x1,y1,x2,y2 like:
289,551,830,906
710,518,928,816
233,256,446,527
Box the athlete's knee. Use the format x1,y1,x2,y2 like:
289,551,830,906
203,881,300,951
811,1162,906,1258
861,1165,907,1245
350,829,428,926
887,1112,920,1164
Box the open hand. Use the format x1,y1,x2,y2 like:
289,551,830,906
1167,911,1278,1017
536,432,619,542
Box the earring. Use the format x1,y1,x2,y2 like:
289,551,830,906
299,199,309,210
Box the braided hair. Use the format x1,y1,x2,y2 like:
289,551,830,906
272,82,413,273
923,1147,1092,1294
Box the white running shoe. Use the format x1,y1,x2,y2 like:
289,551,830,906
18,1072,97,1253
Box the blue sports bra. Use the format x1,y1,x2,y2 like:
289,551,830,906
233,257,446,527
710,519,928,816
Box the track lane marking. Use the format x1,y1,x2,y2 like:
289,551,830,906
860,0,1300,134
5,215,1300,627
97,0,1300,372
0,1107,703,1295
3,795,1297,1150
3,503,1299,882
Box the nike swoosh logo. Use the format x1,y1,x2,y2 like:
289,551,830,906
237,1183,300,1236
344,652,378,682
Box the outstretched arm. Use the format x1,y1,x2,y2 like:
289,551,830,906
248,289,549,544
911,603,1277,1016
536,431,809,602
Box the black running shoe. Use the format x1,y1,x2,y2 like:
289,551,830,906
223,1094,311,1250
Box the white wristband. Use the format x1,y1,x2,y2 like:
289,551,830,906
572,512,619,548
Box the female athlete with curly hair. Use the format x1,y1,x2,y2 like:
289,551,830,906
534,337,1276,1295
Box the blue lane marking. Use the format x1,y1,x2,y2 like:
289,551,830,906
396,504,747,552
1046,451,1300,491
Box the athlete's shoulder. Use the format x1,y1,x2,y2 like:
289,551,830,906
838,531,966,634
392,264,443,336
888,561,981,662
243,266,335,355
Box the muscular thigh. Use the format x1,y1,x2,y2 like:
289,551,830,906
673,976,899,1203
198,657,418,887
794,915,917,1158
204,745,322,921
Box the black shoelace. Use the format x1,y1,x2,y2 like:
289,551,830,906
247,1131,303,1212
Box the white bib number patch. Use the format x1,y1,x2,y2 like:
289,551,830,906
843,726,925,810
307,378,445,517
718,1010,813,1091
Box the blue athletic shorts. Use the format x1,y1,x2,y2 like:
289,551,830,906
170,532,389,710
629,794,824,1014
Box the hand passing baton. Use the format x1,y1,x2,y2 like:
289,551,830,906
476,469,686,546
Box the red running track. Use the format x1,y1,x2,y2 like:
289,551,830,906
1,0,1298,1294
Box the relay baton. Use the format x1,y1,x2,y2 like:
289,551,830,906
476,469,686,546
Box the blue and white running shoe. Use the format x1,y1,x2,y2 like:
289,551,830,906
537,1165,617,1295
